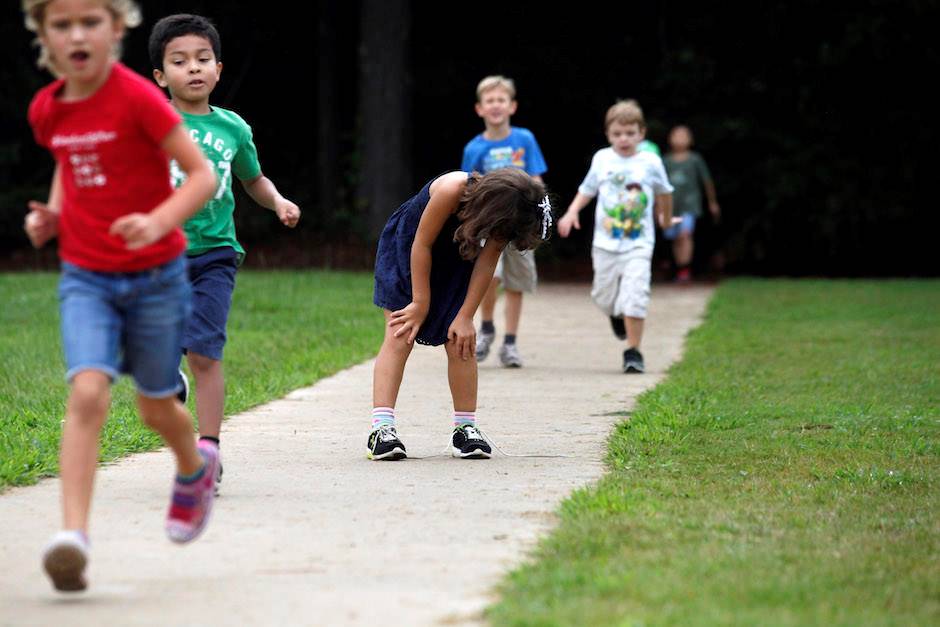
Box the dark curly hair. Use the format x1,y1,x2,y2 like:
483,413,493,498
148,14,222,70
453,169,550,260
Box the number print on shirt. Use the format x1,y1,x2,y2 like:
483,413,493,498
170,158,229,200
214,161,231,200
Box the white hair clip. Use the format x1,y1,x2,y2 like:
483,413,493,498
538,195,553,240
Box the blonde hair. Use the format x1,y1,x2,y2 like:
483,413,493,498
605,99,646,131
476,75,516,101
22,0,142,76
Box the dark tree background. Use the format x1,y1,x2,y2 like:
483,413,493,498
1,1,935,277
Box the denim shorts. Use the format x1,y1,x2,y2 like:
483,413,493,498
58,254,191,398
662,213,696,240
182,247,238,361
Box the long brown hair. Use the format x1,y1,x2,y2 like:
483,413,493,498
453,168,549,260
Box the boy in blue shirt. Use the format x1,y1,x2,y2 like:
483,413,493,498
461,75,547,368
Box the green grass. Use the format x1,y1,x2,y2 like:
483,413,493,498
490,279,940,626
0,271,382,489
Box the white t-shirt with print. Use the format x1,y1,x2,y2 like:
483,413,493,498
577,147,674,253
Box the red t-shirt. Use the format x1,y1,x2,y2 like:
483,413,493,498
28,62,185,272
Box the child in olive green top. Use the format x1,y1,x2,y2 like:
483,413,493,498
662,125,719,282
149,14,301,489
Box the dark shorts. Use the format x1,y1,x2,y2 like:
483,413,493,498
182,247,239,361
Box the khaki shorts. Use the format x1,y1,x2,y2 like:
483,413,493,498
590,246,652,319
494,244,537,293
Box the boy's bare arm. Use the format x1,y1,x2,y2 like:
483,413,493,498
558,192,594,237
241,175,301,227
656,193,680,229
704,179,720,220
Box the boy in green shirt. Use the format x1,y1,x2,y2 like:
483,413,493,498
149,14,301,490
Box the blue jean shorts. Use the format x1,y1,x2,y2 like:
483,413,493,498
662,213,696,240
182,247,238,361
58,254,191,398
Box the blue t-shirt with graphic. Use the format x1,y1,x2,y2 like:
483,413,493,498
461,127,547,176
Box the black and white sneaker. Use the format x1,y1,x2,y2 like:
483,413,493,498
451,424,492,459
176,368,189,404
622,347,645,373
609,315,627,341
367,425,407,460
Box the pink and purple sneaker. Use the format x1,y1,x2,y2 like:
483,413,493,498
165,441,219,543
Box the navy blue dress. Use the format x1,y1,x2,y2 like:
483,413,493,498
373,175,475,346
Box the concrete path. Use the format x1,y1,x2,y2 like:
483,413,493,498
0,283,712,626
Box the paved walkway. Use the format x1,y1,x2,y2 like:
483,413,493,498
0,283,712,626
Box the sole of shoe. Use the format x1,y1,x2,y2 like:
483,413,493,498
623,364,645,373
43,544,88,592
452,446,492,459
501,361,523,368
368,447,407,461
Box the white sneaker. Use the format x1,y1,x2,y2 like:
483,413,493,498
499,343,524,368
176,368,189,404
475,331,495,362
42,530,89,592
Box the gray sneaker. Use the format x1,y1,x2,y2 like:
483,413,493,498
622,347,645,373
499,343,523,368
476,331,495,362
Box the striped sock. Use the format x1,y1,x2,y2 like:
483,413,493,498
453,411,476,428
372,406,395,430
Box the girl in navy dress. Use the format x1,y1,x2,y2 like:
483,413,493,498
370,168,551,460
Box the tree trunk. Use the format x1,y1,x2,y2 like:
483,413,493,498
317,2,339,225
356,0,412,241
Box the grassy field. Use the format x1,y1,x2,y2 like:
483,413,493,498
0,271,382,489
490,279,940,626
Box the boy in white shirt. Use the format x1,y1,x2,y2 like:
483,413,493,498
558,100,676,373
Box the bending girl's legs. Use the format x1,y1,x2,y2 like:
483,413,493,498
373,310,414,408
60,371,111,532
445,338,477,412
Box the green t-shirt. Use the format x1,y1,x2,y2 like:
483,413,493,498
663,151,712,217
171,106,262,259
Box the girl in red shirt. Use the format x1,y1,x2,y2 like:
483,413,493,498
23,0,219,593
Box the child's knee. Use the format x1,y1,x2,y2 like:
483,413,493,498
187,352,219,374
136,395,178,429
68,371,110,422
444,340,470,362
382,330,414,355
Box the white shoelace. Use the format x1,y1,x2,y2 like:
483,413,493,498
405,426,572,460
